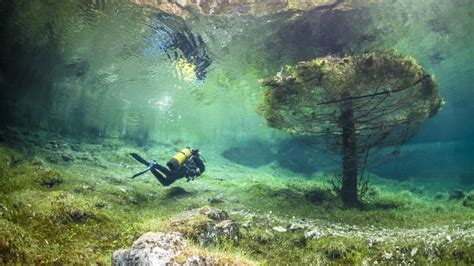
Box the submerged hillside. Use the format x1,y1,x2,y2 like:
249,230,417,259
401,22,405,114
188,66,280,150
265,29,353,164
1,128,473,264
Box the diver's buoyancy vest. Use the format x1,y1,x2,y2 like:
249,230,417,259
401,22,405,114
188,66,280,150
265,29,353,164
167,148,192,170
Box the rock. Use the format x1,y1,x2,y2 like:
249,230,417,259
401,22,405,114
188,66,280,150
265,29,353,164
210,219,239,242
272,226,287,233
39,176,64,188
382,251,393,260
448,189,465,200
304,229,321,239
446,235,452,243
221,140,275,168
289,223,305,231
276,137,320,175
171,206,239,246
112,232,211,266
112,231,251,265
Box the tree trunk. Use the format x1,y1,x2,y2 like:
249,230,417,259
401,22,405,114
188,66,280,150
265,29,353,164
340,102,359,206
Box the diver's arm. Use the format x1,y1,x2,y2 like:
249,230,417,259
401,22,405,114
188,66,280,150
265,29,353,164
194,156,205,174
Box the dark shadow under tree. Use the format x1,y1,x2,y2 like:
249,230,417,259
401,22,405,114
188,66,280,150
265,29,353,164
259,52,443,207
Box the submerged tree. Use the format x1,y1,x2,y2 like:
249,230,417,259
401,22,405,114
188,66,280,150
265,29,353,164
259,52,443,206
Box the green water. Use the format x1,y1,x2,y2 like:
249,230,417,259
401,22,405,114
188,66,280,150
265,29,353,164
0,0,473,264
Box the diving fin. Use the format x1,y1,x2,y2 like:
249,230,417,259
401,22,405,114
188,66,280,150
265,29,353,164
131,168,151,179
130,153,150,167
130,153,157,179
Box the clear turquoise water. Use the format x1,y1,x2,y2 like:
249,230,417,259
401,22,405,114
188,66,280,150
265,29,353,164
0,0,473,184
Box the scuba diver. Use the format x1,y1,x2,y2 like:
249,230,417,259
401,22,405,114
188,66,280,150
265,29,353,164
129,147,205,186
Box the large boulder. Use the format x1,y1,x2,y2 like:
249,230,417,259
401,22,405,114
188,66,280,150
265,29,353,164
112,232,216,266
171,206,240,246
276,137,324,175
221,140,275,168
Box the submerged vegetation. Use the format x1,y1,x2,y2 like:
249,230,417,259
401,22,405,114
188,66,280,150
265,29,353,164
260,52,443,206
0,128,472,264
0,0,473,264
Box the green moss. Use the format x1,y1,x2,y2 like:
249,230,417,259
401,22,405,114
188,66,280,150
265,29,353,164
0,139,473,264
304,187,337,204
310,237,368,264
371,238,474,264
237,227,321,264
462,190,474,208
364,194,409,210
437,239,474,263
236,229,369,264
172,214,210,240
0,219,35,263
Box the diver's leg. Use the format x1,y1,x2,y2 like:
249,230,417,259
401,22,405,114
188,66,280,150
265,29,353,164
153,163,172,176
150,168,175,186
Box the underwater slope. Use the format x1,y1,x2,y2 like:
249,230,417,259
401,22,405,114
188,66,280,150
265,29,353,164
0,128,473,264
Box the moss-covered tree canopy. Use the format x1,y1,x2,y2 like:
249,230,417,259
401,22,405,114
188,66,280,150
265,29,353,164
260,52,444,205
259,52,444,146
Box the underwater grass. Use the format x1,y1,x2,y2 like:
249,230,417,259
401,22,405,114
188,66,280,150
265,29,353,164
0,139,473,264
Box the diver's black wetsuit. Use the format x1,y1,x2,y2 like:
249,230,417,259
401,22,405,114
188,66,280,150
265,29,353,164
130,150,205,186
150,154,205,186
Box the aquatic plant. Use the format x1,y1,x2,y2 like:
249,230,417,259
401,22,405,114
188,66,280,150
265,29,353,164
1,134,473,264
259,52,443,206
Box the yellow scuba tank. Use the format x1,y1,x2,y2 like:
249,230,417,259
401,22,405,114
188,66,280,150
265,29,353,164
167,148,192,170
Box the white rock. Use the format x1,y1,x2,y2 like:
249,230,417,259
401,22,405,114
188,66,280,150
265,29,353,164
304,230,320,239
272,226,287,233
382,251,393,260
112,232,185,266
